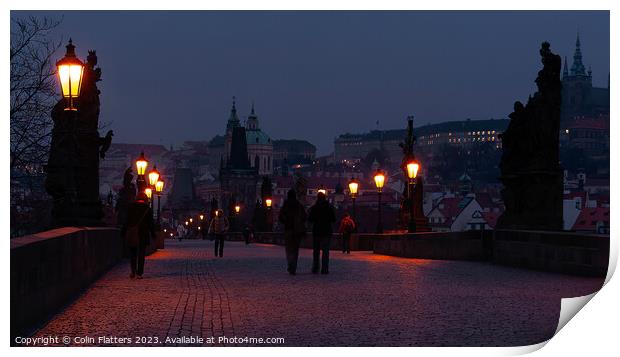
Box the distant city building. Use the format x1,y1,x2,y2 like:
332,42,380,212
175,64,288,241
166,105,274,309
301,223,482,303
273,139,316,167
334,119,509,163
217,98,274,176
219,125,259,214
565,115,609,156
560,34,610,127
245,102,274,176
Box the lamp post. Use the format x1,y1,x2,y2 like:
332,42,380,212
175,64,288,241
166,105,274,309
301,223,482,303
48,39,85,226
405,158,420,233
374,169,386,233
348,178,359,223
265,198,273,232
155,179,164,225
135,152,148,192
144,187,153,203
147,165,159,210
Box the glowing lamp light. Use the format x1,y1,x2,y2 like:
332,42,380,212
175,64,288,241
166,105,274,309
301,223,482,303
198,226,201,230
185,221,189,226
56,39,84,111
199,214,204,221
136,152,148,176
148,165,160,187
235,205,241,214
189,218,193,223
215,210,220,217
406,161,420,180
348,178,359,196
155,179,164,194
170,233,173,237
144,187,153,200
265,198,273,208
317,187,327,196
163,229,167,233
374,170,386,192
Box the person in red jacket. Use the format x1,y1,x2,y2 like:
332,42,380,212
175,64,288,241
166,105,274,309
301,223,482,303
338,213,356,254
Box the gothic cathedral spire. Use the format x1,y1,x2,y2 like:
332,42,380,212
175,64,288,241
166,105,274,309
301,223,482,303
570,33,586,76
226,96,240,132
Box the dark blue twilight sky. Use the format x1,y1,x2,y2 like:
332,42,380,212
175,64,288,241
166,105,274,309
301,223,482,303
13,11,610,154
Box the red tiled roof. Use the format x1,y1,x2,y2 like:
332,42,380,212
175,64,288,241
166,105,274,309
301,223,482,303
589,194,610,205
482,211,501,229
571,207,610,231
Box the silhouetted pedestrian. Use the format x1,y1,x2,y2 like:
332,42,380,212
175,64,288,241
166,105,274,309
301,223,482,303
176,223,186,241
123,192,155,279
209,209,229,257
200,218,209,240
308,192,336,274
278,189,307,275
242,224,254,245
339,213,356,254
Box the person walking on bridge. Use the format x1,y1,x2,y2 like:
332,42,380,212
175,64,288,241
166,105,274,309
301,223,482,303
308,192,336,274
209,209,229,257
278,189,307,275
123,192,155,279
338,213,356,254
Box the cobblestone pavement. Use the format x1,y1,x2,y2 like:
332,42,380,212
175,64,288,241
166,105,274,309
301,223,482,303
33,240,604,347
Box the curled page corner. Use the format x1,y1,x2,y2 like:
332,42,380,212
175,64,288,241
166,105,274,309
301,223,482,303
555,292,597,335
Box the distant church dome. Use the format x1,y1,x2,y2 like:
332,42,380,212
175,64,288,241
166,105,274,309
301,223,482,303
245,102,272,145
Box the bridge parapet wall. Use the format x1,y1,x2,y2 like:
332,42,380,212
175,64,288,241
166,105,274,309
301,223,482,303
493,230,609,277
11,227,122,338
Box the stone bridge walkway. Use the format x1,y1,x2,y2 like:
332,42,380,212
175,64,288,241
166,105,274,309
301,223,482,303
33,240,604,346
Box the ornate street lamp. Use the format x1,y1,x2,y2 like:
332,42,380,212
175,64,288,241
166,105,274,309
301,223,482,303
348,178,359,222
144,187,153,201
265,198,273,208
405,158,420,233
136,152,148,175
56,39,84,111
155,178,164,224
374,169,386,233
148,165,160,187
135,151,148,192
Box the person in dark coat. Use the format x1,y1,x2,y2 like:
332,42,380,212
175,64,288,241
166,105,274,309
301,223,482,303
242,224,253,245
278,189,307,275
123,192,155,279
308,192,336,274
338,213,356,254
208,209,229,257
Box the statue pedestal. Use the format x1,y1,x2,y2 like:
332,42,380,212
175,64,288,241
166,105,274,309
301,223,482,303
497,170,563,231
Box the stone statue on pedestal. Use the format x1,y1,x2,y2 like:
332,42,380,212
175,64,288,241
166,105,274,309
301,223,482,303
45,48,112,227
496,42,563,230
398,116,430,232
